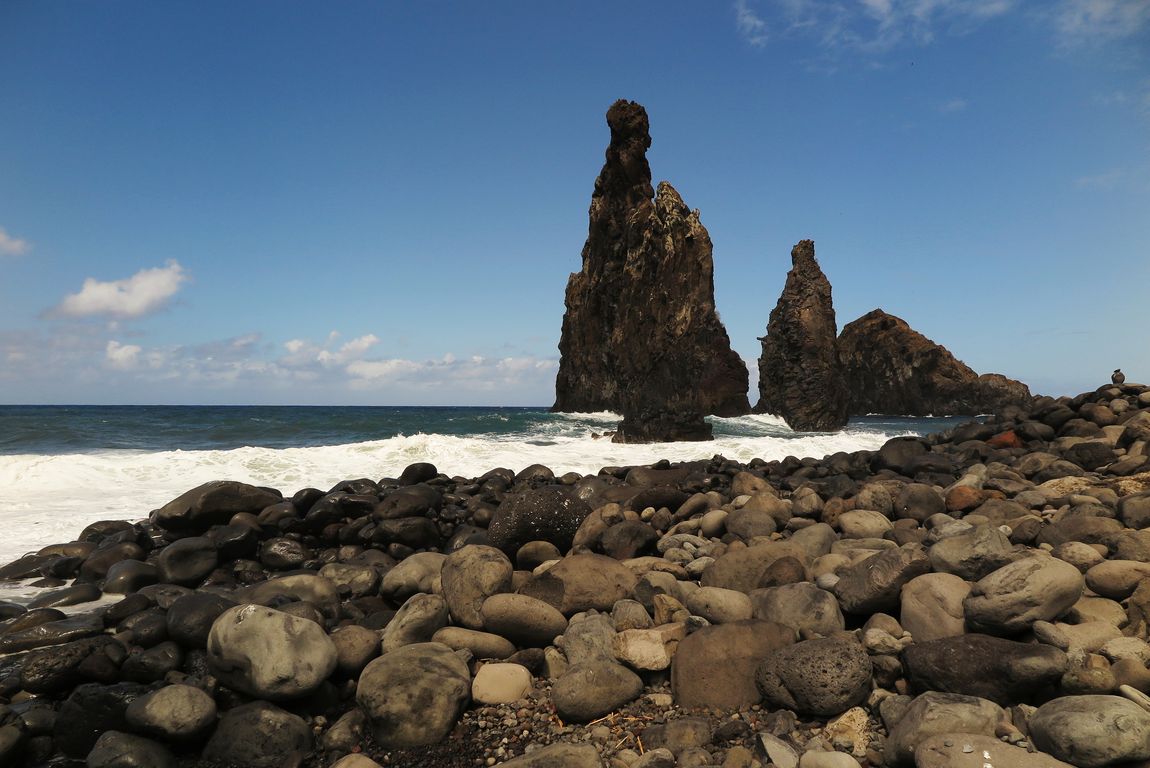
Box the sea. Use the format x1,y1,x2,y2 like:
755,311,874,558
0,405,972,576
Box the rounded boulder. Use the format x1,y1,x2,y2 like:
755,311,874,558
206,604,337,700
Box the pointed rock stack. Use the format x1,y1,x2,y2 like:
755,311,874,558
838,309,1031,416
756,239,849,432
553,99,749,442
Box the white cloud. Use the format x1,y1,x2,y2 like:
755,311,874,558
734,0,1018,52
735,0,770,46
105,340,142,369
347,354,559,391
0,226,30,257
55,260,188,319
1055,0,1150,43
937,97,969,112
1074,168,1124,188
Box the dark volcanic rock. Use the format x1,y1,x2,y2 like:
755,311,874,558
755,239,849,432
838,309,1031,416
552,99,749,441
903,634,1067,704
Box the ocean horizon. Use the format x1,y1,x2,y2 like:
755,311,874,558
0,404,974,573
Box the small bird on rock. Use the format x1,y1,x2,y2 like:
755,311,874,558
1113,369,1126,384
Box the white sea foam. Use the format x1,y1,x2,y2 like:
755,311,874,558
0,424,902,573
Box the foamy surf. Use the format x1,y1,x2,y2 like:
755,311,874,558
0,423,905,567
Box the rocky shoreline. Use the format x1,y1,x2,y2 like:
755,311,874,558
3,381,1150,767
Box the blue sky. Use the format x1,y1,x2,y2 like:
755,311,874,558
1,0,1147,406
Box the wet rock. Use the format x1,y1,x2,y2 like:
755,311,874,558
155,536,218,586
165,592,237,648
756,239,849,432
152,480,281,534
201,701,311,768
124,683,217,743
356,642,470,748
85,730,176,768
54,682,148,758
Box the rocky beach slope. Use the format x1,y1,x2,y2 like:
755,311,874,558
3,381,1150,767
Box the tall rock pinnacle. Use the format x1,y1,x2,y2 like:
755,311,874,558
553,100,750,442
756,239,850,432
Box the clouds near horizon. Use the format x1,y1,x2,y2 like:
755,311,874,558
54,260,188,319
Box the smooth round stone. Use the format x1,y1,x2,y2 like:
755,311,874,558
471,662,532,705
27,583,102,610
86,730,175,768
357,642,471,748
1085,560,1150,600
838,510,893,539
551,661,643,722
155,536,218,586
431,626,516,659
201,701,310,768
441,544,513,630
480,593,568,647
330,625,380,677
206,604,337,700
964,554,1084,635
379,551,446,601
685,586,753,624
1029,694,1150,768
914,733,1074,768
380,593,449,653
124,684,217,742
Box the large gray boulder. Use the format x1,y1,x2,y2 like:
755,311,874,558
885,692,1005,768
206,604,337,700
1028,694,1150,768
356,642,471,748
963,554,1084,635
441,544,513,630
834,544,931,615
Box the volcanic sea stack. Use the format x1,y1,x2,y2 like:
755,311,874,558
838,309,1031,416
756,239,849,432
553,99,750,442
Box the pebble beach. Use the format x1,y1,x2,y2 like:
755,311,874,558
2,381,1150,767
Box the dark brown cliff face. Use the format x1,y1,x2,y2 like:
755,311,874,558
553,100,750,442
755,240,850,432
838,309,1032,416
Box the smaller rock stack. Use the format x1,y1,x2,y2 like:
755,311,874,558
2,381,1150,767
756,239,850,432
